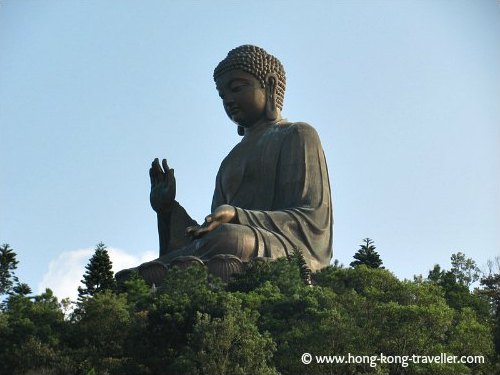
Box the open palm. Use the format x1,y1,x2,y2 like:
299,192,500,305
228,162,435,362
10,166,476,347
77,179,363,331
149,158,176,214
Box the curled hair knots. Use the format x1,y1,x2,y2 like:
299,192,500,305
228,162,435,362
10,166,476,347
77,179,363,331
214,45,286,111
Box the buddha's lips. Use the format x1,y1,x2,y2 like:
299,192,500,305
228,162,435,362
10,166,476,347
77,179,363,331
228,107,240,115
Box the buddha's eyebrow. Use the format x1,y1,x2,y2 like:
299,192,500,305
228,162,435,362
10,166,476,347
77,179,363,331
227,77,250,87
216,77,250,92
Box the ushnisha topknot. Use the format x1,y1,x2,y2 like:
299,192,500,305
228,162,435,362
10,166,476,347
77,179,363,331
213,45,286,111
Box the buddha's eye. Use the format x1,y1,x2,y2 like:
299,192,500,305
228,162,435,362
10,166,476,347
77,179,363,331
230,85,245,93
229,79,248,93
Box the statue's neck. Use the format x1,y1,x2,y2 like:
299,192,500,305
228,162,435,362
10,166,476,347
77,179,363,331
242,115,285,137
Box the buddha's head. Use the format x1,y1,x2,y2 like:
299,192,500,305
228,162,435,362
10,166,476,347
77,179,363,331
214,45,286,134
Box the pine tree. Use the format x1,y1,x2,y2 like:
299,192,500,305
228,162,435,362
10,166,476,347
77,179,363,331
78,242,115,301
291,248,312,286
0,243,19,296
428,264,445,283
11,283,32,296
350,238,384,269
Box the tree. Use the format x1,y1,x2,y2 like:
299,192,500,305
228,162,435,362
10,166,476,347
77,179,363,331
0,243,19,297
78,242,115,301
173,296,278,375
290,248,312,285
350,238,384,269
74,291,131,374
11,282,32,296
0,250,497,374
427,264,445,283
314,264,494,375
228,257,304,294
480,257,500,355
331,258,345,269
450,251,481,288
427,255,491,322
0,288,73,374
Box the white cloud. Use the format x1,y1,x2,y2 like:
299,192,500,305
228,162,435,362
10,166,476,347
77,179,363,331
38,247,156,301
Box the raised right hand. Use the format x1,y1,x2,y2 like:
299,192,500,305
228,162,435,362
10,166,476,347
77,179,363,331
150,158,176,214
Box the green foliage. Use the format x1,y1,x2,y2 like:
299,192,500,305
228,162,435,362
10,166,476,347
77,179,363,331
72,291,132,374
427,261,491,322
0,289,74,374
450,252,481,288
1,250,498,375
314,264,401,300
228,257,305,294
0,243,19,297
12,282,32,296
290,248,312,285
480,257,500,356
121,271,151,309
350,238,384,269
313,265,494,375
449,308,493,357
173,296,278,375
77,242,116,302
428,264,445,283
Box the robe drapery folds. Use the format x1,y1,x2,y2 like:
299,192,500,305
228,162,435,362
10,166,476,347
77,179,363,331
160,121,333,271
211,121,333,271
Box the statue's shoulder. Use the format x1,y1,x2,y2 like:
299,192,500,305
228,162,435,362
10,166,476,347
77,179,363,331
278,121,321,141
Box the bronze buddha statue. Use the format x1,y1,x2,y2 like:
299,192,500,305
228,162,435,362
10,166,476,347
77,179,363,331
117,45,333,285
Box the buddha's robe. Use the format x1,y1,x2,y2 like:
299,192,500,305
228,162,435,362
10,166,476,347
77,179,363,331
161,121,333,271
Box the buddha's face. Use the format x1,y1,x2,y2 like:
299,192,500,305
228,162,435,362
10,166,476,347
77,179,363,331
215,70,267,127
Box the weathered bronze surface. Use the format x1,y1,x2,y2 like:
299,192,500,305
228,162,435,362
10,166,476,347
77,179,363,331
117,45,333,284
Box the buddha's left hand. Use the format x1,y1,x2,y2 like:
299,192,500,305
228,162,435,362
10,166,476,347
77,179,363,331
186,204,236,238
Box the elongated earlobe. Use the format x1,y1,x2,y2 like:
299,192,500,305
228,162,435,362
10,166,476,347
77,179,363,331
237,126,245,136
265,73,278,121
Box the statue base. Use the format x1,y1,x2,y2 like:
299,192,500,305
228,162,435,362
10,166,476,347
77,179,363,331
116,254,260,286
167,254,247,283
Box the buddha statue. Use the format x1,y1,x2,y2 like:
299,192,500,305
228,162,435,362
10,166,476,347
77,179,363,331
117,45,333,285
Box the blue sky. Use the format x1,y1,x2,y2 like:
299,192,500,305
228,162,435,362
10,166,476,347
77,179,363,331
1,1,499,300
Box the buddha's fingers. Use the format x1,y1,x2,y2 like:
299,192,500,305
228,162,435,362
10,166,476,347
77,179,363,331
149,167,155,186
152,158,164,182
151,160,159,185
193,221,220,238
167,169,175,195
186,225,199,235
162,159,170,173
163,159,175,185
